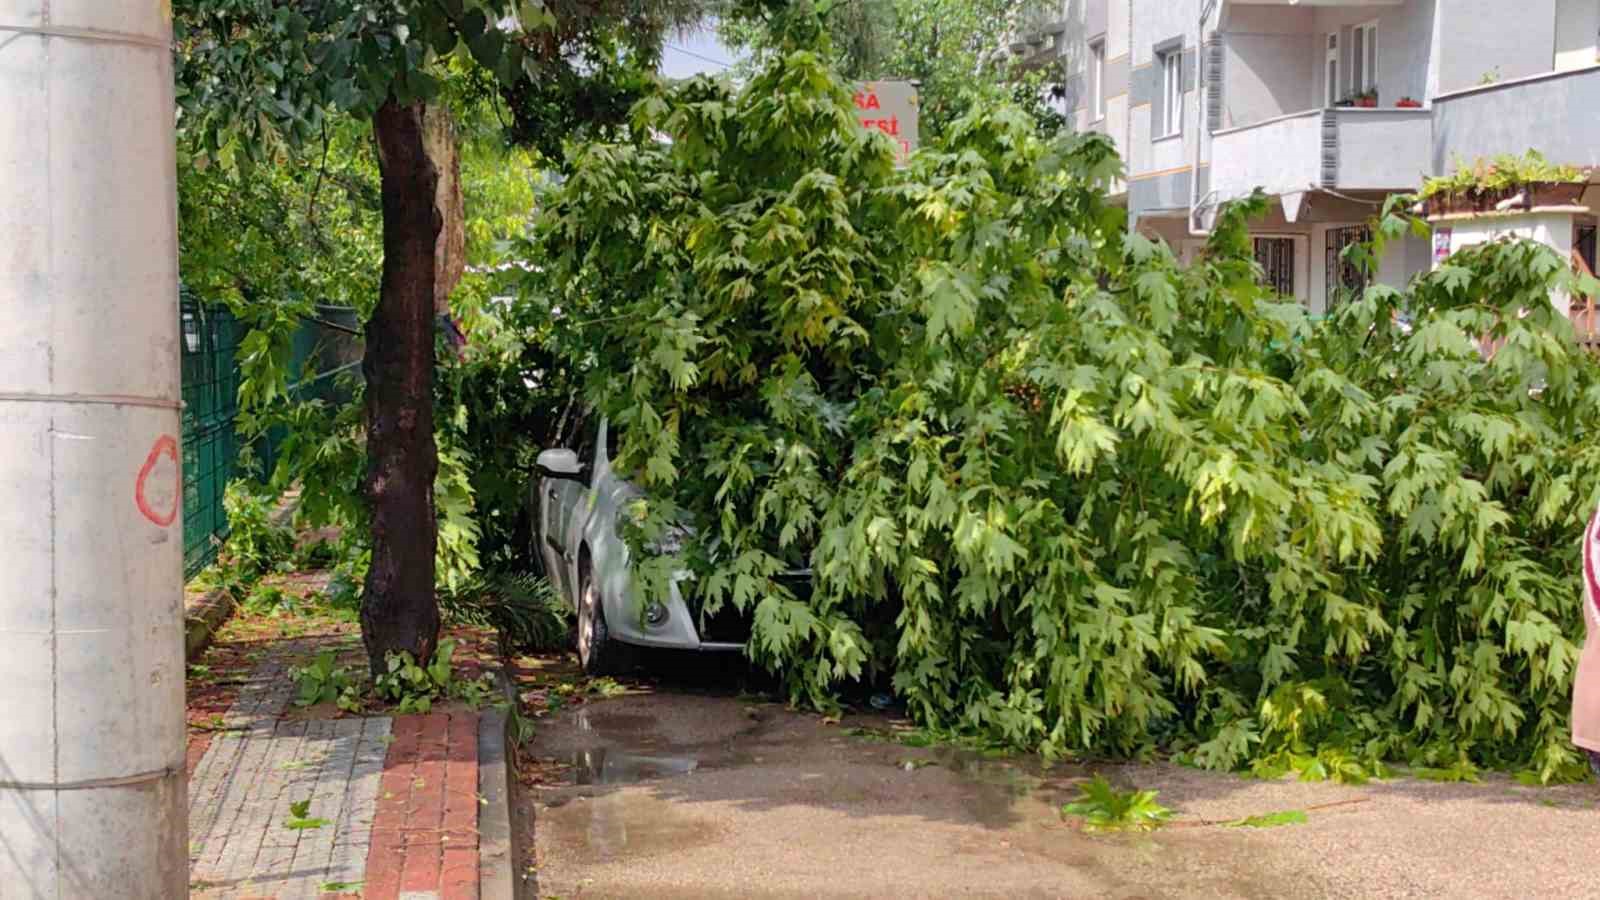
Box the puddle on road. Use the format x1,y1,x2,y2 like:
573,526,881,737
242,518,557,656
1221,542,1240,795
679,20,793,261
544,791,725,862
550,704,767,787
576,710,657,733
569,746,700,785
532,698,1319,897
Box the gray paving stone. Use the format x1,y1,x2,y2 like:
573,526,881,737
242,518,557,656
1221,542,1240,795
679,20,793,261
188,650,394,899
196,697,288,879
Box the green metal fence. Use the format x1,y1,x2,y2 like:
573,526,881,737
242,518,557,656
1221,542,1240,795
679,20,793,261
180,292,243,577
179,291,362,577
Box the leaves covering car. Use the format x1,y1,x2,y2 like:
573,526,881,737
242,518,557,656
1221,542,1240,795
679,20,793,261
519,10,1600,781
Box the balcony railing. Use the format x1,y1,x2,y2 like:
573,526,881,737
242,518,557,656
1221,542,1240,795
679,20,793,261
1210,106,1431,209
1433,65,1600,173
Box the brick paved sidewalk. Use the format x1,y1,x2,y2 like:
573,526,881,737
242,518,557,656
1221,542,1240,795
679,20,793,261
188,656,483,900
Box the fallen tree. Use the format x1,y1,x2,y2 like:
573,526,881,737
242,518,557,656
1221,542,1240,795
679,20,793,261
523,13,1600,781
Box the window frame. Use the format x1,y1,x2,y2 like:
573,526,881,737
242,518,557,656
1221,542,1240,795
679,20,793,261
1325,225,1372,312
1325,32,1340,106
1160,49,1183,137
1353,20,1378,94
1089,38,1106,121
1253,236,1296,299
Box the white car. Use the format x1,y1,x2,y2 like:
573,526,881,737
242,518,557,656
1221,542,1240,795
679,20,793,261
533,411,755,675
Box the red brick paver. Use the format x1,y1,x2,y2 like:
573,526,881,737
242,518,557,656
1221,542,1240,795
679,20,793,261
187,673,484,898
187,614,500,899
365,712,481,900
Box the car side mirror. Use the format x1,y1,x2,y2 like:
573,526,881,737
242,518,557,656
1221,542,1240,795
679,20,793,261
536,448,585,482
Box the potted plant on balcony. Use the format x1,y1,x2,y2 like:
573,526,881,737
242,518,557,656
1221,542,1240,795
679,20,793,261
1420,150,1589,216
1334,92,1355,108
1354,88,1379,108
1396,96,1422,108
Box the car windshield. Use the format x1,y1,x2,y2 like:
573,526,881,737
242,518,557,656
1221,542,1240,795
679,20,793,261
603,419,647,482
604,419,621,462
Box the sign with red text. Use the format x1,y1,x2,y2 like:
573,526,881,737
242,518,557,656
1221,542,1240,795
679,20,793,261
853,81,919,165
1433,226,1453,265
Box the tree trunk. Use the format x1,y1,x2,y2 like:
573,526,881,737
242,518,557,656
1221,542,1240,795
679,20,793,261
362,98,444,674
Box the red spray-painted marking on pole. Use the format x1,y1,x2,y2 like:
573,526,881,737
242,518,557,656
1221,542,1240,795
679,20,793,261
135,434,179,527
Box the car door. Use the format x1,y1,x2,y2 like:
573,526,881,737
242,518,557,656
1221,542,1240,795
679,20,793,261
549,412,599,605
538,409,594,606
536,432,567,600
538,410,572,576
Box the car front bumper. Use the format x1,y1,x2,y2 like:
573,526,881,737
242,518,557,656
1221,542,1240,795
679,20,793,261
602,567,811,653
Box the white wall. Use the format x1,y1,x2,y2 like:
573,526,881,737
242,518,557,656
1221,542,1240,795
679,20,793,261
1129,0,1199,179
1311,0,1437,106
1105,93,1130,194
1378,231,1430,291
1334,109,1433,189
1432,67,1600,171
1109,0,1131,60
1435,210,1577,308
1210,109,1324,204
1309,225,1429,315
1221,6,1317,127
1225,35,1316,126
1061,0,1131,184
1437,0,1556,93
1555,0,1599,71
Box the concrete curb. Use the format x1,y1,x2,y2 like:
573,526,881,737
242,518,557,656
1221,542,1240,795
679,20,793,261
496,664,536,899
184,587,237,661
478,703,516,900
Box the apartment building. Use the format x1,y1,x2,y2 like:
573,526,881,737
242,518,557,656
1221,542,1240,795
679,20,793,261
1024,0,1600,317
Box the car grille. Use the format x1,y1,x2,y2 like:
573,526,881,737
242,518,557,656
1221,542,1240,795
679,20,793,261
693,571,812,645
695,600,753,644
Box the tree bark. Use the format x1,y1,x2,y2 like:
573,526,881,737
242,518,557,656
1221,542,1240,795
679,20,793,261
423,109,466,316
362,98,444,674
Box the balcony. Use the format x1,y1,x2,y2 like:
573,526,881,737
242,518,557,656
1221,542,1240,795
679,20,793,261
1209,106,1431,215
1232,1,1403,5
1433,65,1600,173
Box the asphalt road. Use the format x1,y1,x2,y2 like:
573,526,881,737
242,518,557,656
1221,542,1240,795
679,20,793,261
518,688,1600,899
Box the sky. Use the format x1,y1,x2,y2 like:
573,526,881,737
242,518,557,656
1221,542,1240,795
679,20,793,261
659,23,742,80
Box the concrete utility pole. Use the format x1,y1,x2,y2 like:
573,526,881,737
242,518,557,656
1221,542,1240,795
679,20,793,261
0,3,188,897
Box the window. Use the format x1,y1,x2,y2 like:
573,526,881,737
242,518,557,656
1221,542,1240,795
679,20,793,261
1089,39,1106,120
555,404,599,485
1576,221,1597,278
1160,49,1183,137
1325,226,1372,310
1352,22,1378,95
1254,238,1295,297
1325,33,1340,105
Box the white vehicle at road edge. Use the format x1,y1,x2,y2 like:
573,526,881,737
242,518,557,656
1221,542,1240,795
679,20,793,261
533,413,749,675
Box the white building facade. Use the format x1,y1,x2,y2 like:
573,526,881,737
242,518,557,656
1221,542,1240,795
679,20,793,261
1021,0,1600,320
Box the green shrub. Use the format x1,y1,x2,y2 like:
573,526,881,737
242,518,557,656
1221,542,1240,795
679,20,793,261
220,481,293,579
290,651,361,711
241,583,297,615
375,641,454,714
374,637,499,713
1420,150,1584,202
438,571,570,654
